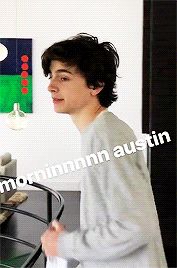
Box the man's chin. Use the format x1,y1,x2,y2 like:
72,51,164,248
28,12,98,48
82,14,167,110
54,108,68,114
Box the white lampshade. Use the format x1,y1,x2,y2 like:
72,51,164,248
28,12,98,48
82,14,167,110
0,43,8,61
6,103,28,130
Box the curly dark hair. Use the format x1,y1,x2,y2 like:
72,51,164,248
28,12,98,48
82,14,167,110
41,33,119,107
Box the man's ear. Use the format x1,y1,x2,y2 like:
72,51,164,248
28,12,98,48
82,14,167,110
89,82,105,96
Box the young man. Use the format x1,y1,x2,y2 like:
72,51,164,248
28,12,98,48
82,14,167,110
41,33,167,268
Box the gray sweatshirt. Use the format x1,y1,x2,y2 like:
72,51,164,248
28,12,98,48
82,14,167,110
56,111,167,268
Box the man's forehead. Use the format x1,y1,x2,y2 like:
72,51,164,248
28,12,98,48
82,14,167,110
50,60,78,74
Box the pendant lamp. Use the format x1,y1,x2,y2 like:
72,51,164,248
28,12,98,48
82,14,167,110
6,103,27,130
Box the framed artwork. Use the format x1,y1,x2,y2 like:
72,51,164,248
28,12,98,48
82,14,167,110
0,38,32,113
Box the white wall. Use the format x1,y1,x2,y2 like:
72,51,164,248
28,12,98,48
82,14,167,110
0,0,144,190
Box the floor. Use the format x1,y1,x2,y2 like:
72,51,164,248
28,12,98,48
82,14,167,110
0,190,80,268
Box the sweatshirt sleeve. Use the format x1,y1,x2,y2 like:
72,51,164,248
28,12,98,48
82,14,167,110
57,218,152,262
56,125,157,262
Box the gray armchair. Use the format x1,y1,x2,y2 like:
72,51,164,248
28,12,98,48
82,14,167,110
0,153,17,203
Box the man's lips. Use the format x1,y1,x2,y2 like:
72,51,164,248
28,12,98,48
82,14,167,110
52,98,64,103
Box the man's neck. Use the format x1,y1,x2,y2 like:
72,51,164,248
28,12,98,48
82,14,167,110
71,105,106,133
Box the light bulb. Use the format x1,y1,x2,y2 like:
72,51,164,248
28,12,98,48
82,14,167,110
0,43,8,61
6,103,27,130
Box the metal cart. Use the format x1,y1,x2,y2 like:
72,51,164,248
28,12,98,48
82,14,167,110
0,175,64,267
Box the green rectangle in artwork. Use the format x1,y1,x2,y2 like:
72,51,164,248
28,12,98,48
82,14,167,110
0,75,32,113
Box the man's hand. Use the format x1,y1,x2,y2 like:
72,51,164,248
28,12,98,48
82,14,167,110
41,220,65,256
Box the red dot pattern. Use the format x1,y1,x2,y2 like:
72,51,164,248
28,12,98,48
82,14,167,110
21,87,28,94
21,79,28,86
21,55,29,62
21,63,29,70
21,71,28,78
20,54,29,95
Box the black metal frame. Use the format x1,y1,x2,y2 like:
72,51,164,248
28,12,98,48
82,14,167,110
0,175,64,268
142,1,176,267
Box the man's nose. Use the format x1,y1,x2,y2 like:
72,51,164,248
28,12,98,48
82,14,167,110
48,80,59,92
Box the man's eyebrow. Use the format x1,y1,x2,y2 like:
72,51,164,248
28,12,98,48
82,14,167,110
54,69,73,74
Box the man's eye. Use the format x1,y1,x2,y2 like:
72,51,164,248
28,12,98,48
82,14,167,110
60,77,69,81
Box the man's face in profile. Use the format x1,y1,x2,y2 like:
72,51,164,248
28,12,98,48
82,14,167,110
47,60,93,115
